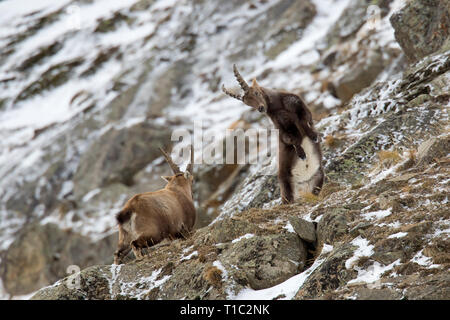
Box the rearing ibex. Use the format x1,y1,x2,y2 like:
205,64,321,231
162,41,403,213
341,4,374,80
222,65,324,203
114,147,195,264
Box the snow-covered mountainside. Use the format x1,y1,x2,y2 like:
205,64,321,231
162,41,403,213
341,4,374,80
0,0,448,299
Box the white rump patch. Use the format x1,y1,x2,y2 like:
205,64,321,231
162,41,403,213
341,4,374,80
291,137,321,197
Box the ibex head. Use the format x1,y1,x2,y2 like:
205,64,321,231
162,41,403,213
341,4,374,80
159,146,194,186
222,64,268,113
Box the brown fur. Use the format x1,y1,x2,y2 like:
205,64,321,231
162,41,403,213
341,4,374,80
114,159,196,264
223,67,324,203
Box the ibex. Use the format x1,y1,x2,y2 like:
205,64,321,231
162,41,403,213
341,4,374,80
114,147,195,264
222,65,324,203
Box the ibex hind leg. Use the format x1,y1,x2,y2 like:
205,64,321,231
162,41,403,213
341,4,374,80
311,168,324,196
176,224,193,239
280,180,294,204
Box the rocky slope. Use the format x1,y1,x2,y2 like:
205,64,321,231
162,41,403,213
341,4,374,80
0,0,448,299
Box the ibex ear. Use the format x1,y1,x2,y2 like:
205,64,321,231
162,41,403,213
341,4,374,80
161,176,172,182
251,78,259,87
183,172,190,179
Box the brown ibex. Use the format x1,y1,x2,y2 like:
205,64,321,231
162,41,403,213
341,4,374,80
222,65,324,203
114,147,195,264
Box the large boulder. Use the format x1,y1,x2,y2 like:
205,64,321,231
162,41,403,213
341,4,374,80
295,244,357,299
221,233,307,290
317,208,349,245
390,0,450,62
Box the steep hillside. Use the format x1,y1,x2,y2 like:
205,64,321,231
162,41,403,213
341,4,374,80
0,0,448,299
31,47,450,300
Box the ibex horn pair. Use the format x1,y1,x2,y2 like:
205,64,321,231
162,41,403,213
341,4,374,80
222,64,249,101
159,146,194,174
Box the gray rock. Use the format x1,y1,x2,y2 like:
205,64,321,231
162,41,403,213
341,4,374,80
349,222,372,237
403,273,450,300
219,170,280,218
416,135,450,166
295,244,357,299
209,217,259,244
221,233,308,290
317,208,349,245
288,216,316,243
390,0,450,63
371,251,404,265
30,265,112,300
353,287,402,300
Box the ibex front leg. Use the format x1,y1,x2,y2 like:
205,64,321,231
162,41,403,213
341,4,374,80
131,240,144,260
278,142,295,204
296,118,319,143
280,131,306,160
114,245,132,264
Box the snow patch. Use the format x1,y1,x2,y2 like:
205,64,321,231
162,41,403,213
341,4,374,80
235,244,334,300
362,208,392,221
284,222,295,233
387,232,407,239
348,259,401,285
345,236,374,269
231,233,254,244
411,250,440,269
180,250,198,261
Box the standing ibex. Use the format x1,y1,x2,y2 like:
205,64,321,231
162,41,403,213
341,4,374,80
222,65,324,203
114,147,195,264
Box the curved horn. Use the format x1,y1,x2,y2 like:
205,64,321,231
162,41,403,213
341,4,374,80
222,84,242,101
186,144,194,174
159,147,181,174
233,64,249,92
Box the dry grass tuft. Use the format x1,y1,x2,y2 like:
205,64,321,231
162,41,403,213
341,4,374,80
324,135,338,148
319,182,345,199
423,240,450,265
406,148,417,162
401,185,412,193
299,192,320,203
378,150,402,165
240,207,278,224
203,266,223,288
197,245,217,263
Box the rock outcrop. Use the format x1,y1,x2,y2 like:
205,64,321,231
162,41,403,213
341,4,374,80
390,0,450,63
